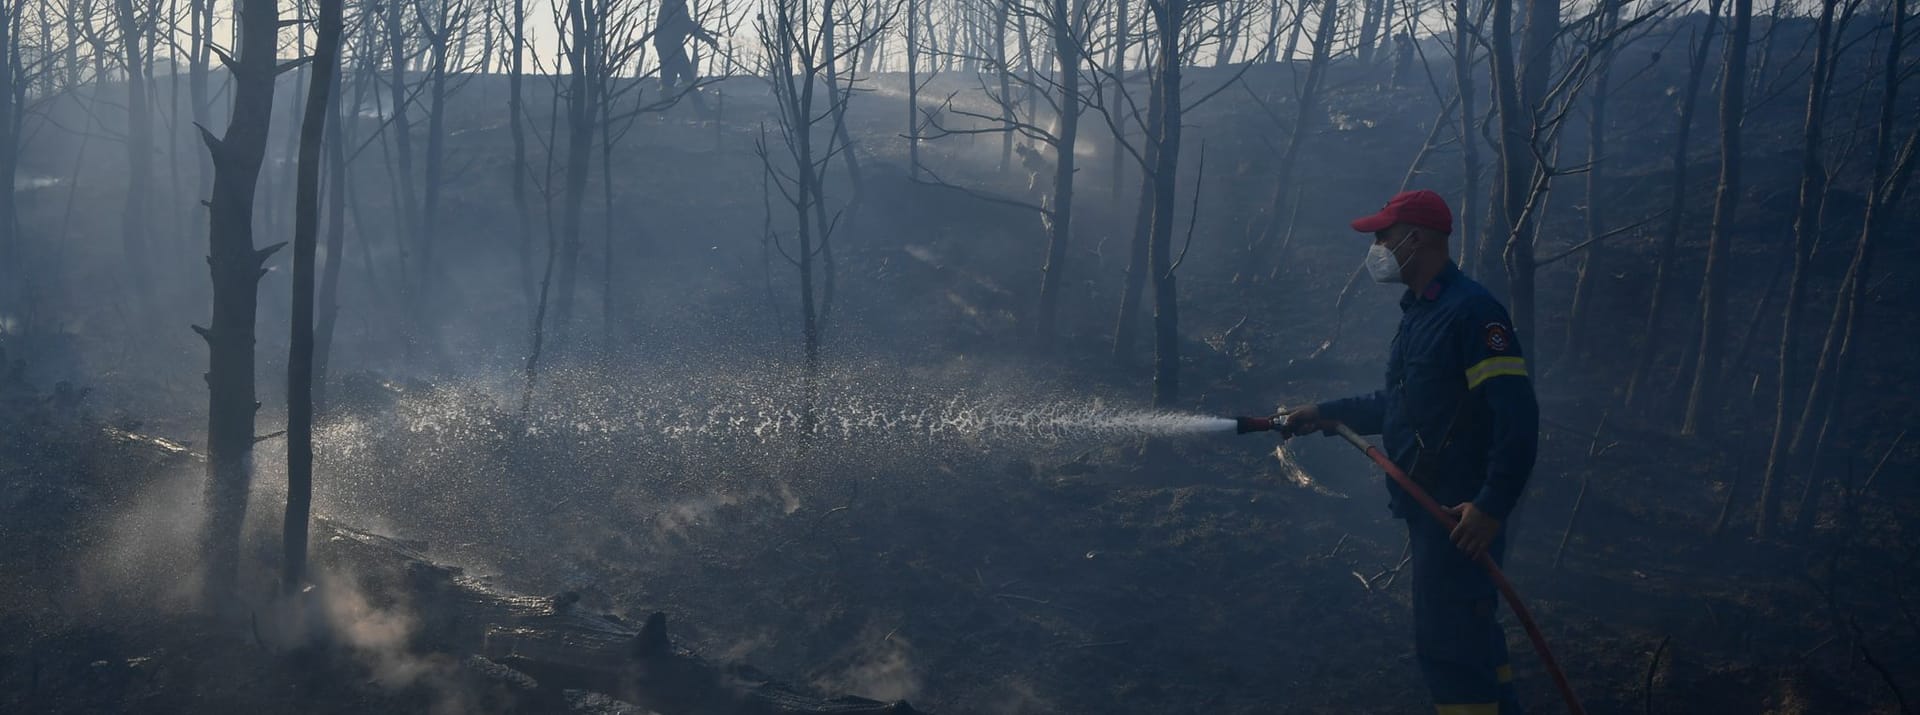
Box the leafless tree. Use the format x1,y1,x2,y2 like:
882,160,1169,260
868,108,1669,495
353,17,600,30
197,0,285,604
920,0,1094,346
0,0,22,302
1088,0,1264,390
753,0,891,368
1243,0,1336,276
1752,0,1851,537
382,0,426,357
286,0,345,595
111,0,162,298
1624,0,1723,407
1783,0,1916,532
523,0,739,400
1680,0,1755,436
1560,0,1620,366
416,0,483,328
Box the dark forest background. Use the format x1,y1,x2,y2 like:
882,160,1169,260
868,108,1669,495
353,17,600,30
1,0,1918,711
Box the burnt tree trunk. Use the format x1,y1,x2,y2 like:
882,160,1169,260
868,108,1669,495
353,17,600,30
1502,0,1558,339
1788,0,1914,529
1754,0,1839,537
510,0,536,315
1033,0,1085,346
1681,0,1752,436
1357,0,1384,63
188,0,212,231
1625,0,1721,407
1563,0,1619,365
0,0,14,302
419,2,459,328
286,0,344,594
553,0,597,348
997,0,1016,172
1108,0,1127,197
1147,0,1185,407
313,53,350,414
116,0,155,298
1452,0,1479,274
822,4,863,197
1112,70,1164,364
385,0,422,357
1250,0,1337,271
907,0,921,179
197,0,282,604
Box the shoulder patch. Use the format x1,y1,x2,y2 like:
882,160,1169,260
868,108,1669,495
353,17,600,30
1484,322,1512,353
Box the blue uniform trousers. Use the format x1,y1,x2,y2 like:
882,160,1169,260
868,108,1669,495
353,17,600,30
1407,514,1524,714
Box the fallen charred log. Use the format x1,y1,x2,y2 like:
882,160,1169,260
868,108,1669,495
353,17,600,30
314,519,920,714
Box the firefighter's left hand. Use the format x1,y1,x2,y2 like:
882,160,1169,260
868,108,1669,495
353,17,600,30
1445,502,1501,558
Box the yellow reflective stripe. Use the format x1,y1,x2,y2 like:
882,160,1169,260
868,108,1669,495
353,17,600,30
1436,705,1499,715
1497,664,1514,684
1466,356,1529,389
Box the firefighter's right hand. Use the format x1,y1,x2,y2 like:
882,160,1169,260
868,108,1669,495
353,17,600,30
1279,404,1335,437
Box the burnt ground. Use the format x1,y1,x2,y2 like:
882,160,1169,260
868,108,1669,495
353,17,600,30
5,35,1920,715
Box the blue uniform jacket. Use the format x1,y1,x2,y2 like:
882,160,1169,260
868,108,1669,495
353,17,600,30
1320,262,1539,520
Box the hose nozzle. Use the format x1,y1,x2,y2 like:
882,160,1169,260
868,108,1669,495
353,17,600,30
1234,416,1280,434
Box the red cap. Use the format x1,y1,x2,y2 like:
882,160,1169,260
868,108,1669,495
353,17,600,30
1349,190,1453,235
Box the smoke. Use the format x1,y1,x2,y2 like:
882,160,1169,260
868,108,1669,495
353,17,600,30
654,492,743,543
69,454,474,713
311,570,461,693
72,462,210,613
813,626,921,703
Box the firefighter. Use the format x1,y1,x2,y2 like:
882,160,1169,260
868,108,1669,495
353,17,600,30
1285,189,1539,715
656,0,719,94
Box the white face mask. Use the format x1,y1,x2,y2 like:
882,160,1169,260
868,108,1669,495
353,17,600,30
1366,234,1412,284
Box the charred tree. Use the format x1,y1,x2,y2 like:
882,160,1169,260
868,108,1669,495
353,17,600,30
822,0,864,198
1625,0,1722,407
1357,0,1384,63
286,0,343,594
1485,0,1524,298
313,46,351,414
417,0,474,326
552,0,598,348
509,0,536,311
1112,74,1162,364
1681,0,1753,436
188,0,212,226
1146,0,1185,407
384,0,422,354
1788,0,1914,529
1563,0,1620,365
114,0,155,298
1753,0,1840,537
197,0,282,604
0,0,15,296
755,0,876,369
1452,0,1479,274
1107,0,1127,196
907,0,921,179
1501,0,1559,338
997,0,1016,172
1249,0,1337,272
1032,0,1088,346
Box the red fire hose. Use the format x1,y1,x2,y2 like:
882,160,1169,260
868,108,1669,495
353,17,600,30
1328,421,1586,715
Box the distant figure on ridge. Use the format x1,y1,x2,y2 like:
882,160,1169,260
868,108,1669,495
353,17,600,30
656,0,720,104
1392,32,1416,88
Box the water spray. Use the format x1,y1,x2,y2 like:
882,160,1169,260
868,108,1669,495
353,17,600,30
1229,411,1588,715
